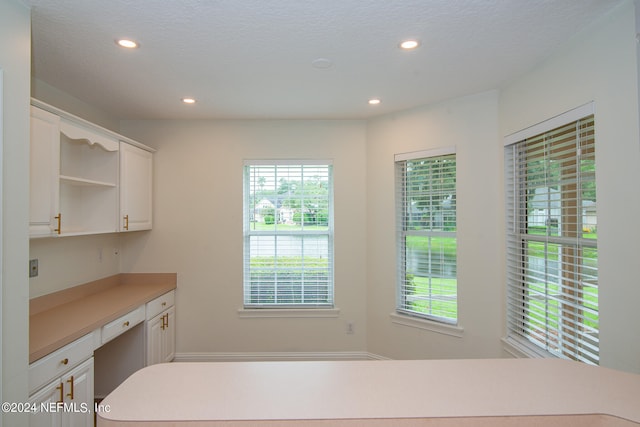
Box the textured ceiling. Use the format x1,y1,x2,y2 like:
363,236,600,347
25,0,625,120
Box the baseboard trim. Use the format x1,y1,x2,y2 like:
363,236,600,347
174,351,389,362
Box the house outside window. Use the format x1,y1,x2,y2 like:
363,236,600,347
243,161,333,308
505,104,598,365
395,148,457,324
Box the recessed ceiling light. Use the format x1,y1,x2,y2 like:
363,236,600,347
182,97,197,104
368,98,381,105
116,39,139,49
311,58,333,69
399,39,420,50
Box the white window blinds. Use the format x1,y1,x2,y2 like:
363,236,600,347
243,162,333,307
505,112,598,365
396,149,457,324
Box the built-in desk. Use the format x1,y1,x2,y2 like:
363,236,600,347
28,273,177,426
97,359,640,427
30,273,177,363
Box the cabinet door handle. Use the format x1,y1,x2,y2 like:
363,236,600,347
124,214,129,230
161,313,169,330
66,376,74,400
54,213,62,234
123,321,130,327
56,383,64,403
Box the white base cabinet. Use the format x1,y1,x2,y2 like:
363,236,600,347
146,306,176,365
29,357,94,427
145,291,176,365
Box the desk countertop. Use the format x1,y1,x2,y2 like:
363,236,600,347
30,273,177,363
97,358,640,427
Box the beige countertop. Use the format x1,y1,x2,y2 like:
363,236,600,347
97,358,640,427
30,273,177,363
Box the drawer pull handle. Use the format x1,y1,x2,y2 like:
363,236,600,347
123,321,130,327
161,302,167,307
61,358,69,365
124,214,129,230
56,383,64,403
66,376,75,400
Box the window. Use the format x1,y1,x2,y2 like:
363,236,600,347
395,148,457,324
505,106,598,365
243,161,333,308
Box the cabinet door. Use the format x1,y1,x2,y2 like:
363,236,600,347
63,358,94,427
120,142,153,231
29,358,94,427
146,312,164,366
30,106,60,237
146,307,175,365
28,380,63,427
162,306,176,363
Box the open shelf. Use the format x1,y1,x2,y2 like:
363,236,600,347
59,175,117,188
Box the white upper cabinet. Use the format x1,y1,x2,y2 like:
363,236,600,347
29,100,154,238
120,142,153,231
30,106,60,237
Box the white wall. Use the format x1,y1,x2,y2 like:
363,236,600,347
500,1,640,373
29,234,122,298
365,91,504,360
119,119,369,356
1,0,31,425
32,78,121,132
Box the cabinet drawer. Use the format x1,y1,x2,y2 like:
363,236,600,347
146,290,175,320
101,305,145,345
29,332,94,395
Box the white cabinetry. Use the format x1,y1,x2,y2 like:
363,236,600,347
29,335,94,427
29,106,60,237
29,100,154,238
146,291,175,365
120,142,153,231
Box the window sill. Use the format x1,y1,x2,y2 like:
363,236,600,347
238,307,341,319
501,336,552,360
389,312,464,338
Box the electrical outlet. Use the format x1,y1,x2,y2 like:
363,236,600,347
346,321,355,335
29,259,39,278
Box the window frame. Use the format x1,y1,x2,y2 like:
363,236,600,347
243,160,334,309
504,103,598,365
395,147,458,325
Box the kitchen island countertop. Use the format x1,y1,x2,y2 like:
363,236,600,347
97,358,640,426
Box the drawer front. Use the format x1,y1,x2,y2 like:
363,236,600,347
146,290,175,320
29,332,94,395
101,305,145,345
